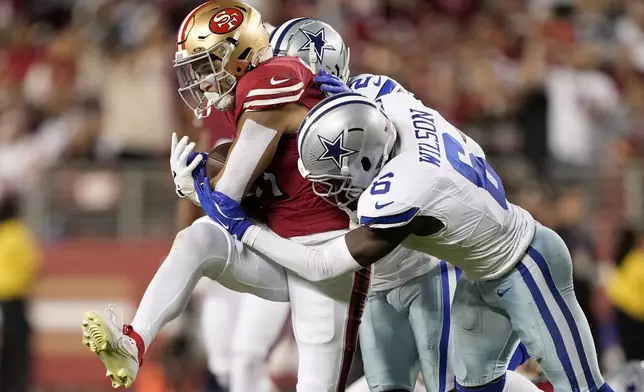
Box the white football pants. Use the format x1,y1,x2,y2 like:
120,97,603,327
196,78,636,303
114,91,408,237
130,217,370,392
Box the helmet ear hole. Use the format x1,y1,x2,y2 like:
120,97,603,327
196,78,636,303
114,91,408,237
361,157,372,172
230,59,250,78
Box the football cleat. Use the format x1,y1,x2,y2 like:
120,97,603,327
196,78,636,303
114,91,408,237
81,305,140,388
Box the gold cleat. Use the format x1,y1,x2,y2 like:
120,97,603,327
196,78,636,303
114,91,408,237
81,305,140,388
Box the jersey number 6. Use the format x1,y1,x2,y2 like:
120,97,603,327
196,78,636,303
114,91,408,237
443,133,508,210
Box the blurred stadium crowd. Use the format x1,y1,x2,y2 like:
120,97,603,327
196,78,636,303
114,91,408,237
2,0,644,390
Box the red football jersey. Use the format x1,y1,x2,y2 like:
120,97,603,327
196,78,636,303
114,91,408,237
229,56,349,237
203,109,235,148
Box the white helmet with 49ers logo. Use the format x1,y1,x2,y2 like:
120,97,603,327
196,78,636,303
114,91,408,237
174,0,271,117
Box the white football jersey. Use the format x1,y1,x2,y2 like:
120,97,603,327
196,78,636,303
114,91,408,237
357,93,535,281
347,75,439,290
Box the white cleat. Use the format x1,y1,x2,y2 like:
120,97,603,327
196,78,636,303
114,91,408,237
81,305,140,388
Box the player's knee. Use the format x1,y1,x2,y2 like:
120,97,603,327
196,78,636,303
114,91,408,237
172,221,230,266
456,374,506,392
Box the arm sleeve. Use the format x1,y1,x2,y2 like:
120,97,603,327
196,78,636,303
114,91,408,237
242,225,362,282
214,119,277,201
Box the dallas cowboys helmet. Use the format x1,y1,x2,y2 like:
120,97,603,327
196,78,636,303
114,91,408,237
608,360,644,392
348,73,412,101
269,18,350,82
297,92,397,207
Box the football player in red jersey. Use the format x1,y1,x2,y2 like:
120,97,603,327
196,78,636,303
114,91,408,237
80,2,368,391
193,19,357,392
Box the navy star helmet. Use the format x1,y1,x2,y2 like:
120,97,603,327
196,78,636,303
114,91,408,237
269,18,350,82
297,92,397,207
608,360,644,392
348,73,412,101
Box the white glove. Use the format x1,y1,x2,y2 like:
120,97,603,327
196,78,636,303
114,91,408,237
170,132,204,206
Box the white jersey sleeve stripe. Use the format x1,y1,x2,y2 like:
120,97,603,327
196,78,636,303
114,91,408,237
243,90,304,110
360,207,420,228
247,82,304,97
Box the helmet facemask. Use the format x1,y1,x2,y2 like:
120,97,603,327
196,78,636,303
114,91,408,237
309,175,362,209
175,41,241,117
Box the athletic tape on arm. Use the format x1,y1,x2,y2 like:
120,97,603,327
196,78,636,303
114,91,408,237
215,119,277,201
243,226,362,282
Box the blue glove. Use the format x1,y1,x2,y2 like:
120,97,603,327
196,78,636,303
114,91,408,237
314,70,351,95
193,168,253,240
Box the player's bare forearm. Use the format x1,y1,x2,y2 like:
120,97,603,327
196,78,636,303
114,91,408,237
213,104,307,200
344,226,411,266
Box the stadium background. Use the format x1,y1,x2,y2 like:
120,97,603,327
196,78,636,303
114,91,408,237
1,0,644,390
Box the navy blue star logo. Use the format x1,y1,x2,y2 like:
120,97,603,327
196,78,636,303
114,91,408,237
299,28,336,63
317,132,357,168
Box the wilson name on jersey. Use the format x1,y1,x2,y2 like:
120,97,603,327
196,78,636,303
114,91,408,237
358,93,535,281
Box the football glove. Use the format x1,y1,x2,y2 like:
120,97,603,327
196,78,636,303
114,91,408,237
193,167,253,240
314,70,351,95
170,133,206,205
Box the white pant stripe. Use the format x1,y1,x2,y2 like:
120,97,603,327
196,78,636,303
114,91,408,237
522,254,590,391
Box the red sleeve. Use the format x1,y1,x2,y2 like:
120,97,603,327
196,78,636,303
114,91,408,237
234,57,316,121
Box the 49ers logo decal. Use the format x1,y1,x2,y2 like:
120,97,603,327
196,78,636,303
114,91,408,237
209,8,244,34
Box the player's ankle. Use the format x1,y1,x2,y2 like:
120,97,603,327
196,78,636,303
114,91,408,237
123,324,146,366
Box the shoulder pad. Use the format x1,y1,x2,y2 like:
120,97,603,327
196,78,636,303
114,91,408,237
349,73,411,101
357,154,435,229
235,57,312,115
